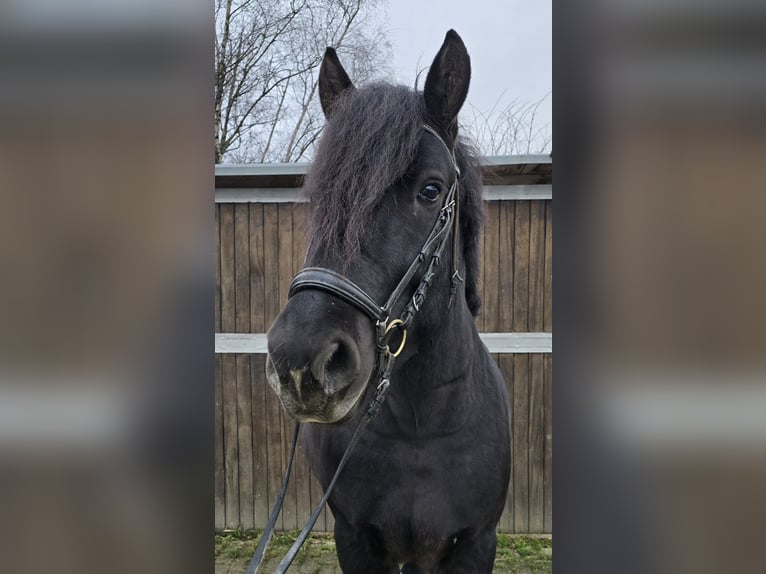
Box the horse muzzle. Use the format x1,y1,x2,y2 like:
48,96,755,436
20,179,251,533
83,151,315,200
265,295,374,423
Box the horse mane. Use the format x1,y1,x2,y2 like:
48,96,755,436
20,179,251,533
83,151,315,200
305,83,485,316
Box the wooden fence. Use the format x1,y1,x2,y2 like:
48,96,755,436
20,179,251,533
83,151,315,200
214,155,552,534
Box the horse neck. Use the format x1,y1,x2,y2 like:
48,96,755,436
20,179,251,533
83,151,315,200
389,296,479,406
372,299,480,437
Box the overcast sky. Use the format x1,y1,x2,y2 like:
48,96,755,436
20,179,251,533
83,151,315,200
384,0,552,141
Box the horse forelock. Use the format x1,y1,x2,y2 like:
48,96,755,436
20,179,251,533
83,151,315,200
305,83,485,317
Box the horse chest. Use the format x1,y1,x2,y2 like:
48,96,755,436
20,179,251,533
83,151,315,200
339,434,488,526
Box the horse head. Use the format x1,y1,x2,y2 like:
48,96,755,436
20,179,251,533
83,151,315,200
266,30,481,424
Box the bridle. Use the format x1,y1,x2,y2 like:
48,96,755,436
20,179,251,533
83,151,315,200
291,123,462,369
246,124,462,574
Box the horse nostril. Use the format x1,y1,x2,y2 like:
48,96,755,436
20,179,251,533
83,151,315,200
326,342,350,378
311,338,360,394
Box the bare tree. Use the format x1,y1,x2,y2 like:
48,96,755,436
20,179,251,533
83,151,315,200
215,0,391,163
464,92,552,156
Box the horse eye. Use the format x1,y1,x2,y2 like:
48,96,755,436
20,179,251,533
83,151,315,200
418,184,441,203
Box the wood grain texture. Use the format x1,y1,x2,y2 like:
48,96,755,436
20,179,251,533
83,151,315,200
236,352,254,529
513,200,530,333
474,206,486,332
221,353,239,528
529,201,545,332
498,201,515,331
527,202,546,533
214,206,225,528
214,354,225,529
497,353,514,533
528,354,545,533
214,197,552,533
543,354,553,532
234,205,254,528
277,204,297,530
249,205,269,526
262,204,284,529
512,354,529,533
220,204,235,332
512,201,530,533
482,202,501,332
543,200,552,333
219,204,239,528
251,355,270,529
215,204,221,333
249,204,266,333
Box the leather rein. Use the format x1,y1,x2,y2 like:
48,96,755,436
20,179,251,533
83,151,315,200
246,124,461,573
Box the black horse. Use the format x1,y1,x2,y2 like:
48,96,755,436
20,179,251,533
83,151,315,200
266,30,510,573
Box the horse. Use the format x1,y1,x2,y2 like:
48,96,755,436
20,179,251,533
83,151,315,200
265,30,511,574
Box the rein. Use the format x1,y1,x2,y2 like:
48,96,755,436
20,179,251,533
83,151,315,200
246,124,460,573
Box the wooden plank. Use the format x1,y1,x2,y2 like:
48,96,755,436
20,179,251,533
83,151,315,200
234,204,254,529
497,353,514,533
236,352,254,529
482,202,501,333
475,208,486,332
249,204,266,333
214,204,224,527
528,354,545,533
512,354,530,533
543,200,552,333
513,200,530,333
214,354,225,529
251,355,270,529
528,201,545,332
219,204,239,528
498,201,515,331
277,203,297,530
543,201,551,533
527,200,546,533
263,204,281,326
215,204,221,333
222,353,239,528
264,366,284,530
292,203,308,273
277,203,294,312
249,205,269,527
262,203,284,529
511,200,530,534
543,354,553,532
220,203,236,334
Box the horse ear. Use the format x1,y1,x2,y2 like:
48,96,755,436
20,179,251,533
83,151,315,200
423,30,471,141
319,47,355,118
